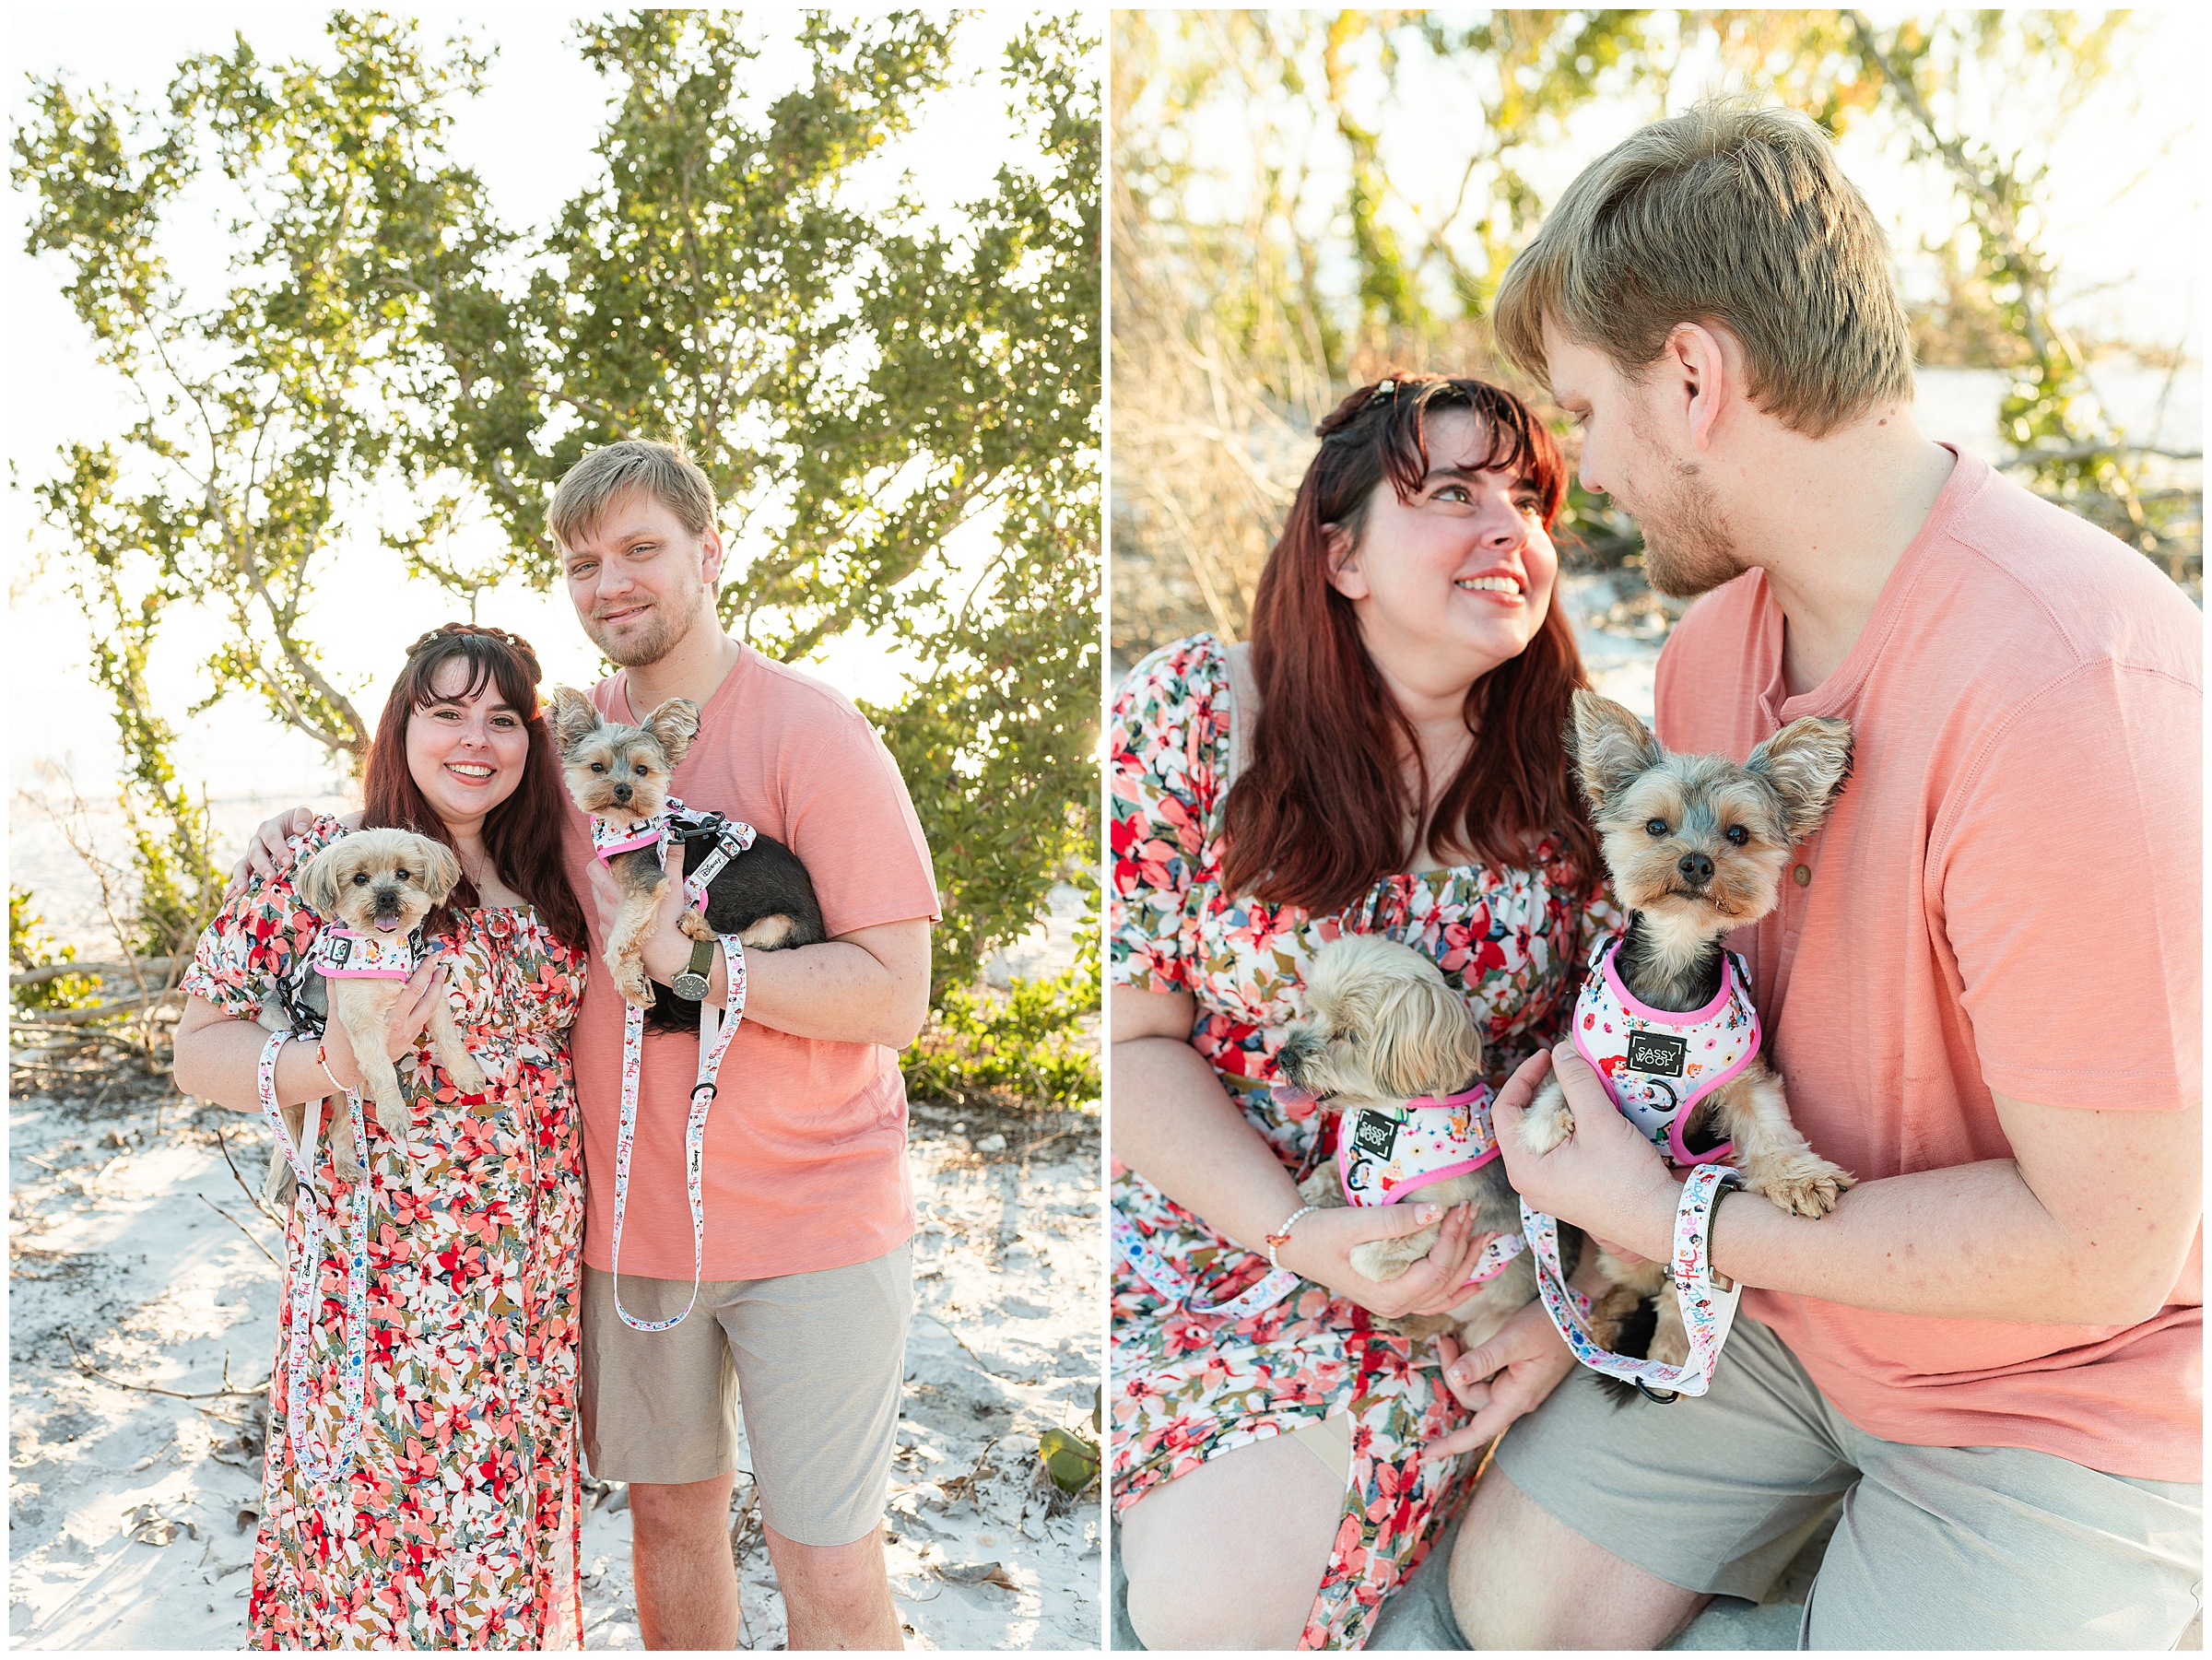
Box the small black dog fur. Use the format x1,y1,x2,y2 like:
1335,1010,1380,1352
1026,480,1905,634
641,824,828,1035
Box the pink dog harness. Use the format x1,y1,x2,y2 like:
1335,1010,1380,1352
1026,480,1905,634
1334,1083,1526,1287
592,810,665,863
310,925,420,981
1571,932,1760,1165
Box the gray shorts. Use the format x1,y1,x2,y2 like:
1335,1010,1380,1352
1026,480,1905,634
580,1244,912,1548
1497,1315,2204,1649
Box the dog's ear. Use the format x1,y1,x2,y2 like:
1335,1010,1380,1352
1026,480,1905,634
416,838,464,903
1747,716,1853,844
1368,972,1485,1101
1570,689,1664,812
293,846,341,918
546,686,601,753
641,699,702,767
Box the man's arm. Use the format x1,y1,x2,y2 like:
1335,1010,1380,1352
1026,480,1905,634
594,858,931,1048
1494,1046,2202,1327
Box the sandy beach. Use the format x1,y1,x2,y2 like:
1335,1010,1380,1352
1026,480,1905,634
8,1067,1102,1650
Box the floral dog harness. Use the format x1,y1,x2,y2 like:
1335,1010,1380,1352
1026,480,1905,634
592,810,665,863
310,925,421,981
1335,1082,1526,1287
1571,931,1760,1164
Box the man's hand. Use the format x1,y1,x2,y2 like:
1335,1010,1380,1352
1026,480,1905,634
1419,1300,1580,1460
224,805,356,901
1277,1204,1504,1321
1492,1045,1683,1263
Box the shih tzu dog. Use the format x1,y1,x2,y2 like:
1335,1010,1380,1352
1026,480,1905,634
277,829,487,1186
546,687,825,1028
1518,689,1856,1371
1279,933,1572,1351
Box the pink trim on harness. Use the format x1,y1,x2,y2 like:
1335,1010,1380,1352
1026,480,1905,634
1571,932,1759,1165
311,926,418,981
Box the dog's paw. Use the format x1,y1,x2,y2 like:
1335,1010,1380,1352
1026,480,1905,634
446,1053,488,1095
1752,1155,1855,1219
332,1142,366,1184
1349,1231,1432,1283
677,907,716,943
614,964,654,1007
1518,1086,1574,1155
1647,1316,1691,1372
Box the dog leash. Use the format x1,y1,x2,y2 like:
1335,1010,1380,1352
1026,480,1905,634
257,1030,371,1487
1520,1164,1745,1398
606,806,754,1332
1111,1206,1303,1320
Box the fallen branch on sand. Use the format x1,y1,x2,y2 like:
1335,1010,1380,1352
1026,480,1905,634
196,1195,280,1268
64,1332,269,1401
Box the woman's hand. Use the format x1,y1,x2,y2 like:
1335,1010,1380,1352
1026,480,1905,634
316,963,453,1091
1418,1299,1580,1460
1278,1203,1503,1321
223,806,359,901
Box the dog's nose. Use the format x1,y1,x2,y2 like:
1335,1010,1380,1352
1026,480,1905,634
373,887,401,913
612,783,632,804
1677,852,1714,884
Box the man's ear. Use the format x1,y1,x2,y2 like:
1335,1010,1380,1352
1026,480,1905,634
1665,322,1735,453
700,522,726,590
1322,522,1368,601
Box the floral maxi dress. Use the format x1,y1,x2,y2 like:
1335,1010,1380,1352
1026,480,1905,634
1108,636,1618,1650
183,818,590,1649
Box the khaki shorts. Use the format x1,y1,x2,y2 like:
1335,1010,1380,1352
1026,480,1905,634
581,1244,912,1548
1496,1314,2203,1649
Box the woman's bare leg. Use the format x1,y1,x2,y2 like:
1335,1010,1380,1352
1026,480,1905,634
1120,1430,1345,1649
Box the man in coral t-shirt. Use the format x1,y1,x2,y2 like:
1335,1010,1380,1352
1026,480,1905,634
547,441,939,1652
1437,104,2201,1649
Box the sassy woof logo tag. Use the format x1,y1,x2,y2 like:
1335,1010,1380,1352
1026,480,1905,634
1352,1110,1400,1160
1626,1030,1688,1077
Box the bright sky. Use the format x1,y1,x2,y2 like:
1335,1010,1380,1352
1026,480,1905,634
5,7,1065,803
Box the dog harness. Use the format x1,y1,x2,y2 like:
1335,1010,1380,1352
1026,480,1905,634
1571,931,1760,1165
309,924,423,981
258,1030,371,1487
605,802,754,1333
593,811,665,863
1334,1083,1525,1287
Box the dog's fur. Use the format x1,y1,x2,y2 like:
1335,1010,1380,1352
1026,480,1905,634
1518,689,1856,1371
265,829,487,1190
546,686,827,1027
1282,933,1574,1352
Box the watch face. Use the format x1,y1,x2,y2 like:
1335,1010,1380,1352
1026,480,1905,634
672,971,709,1000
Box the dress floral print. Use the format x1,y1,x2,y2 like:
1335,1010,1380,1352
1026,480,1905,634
183,818,588,1650
1109,636,1618,1650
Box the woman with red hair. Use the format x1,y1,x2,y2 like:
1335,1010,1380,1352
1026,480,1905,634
173,624,593,1648
1111,375,1619,1648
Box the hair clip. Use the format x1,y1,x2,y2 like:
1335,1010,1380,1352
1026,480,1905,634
1367,380,1398,406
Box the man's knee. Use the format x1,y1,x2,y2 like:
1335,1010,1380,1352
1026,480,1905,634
767,1525,887,1606
629,1471,736,1544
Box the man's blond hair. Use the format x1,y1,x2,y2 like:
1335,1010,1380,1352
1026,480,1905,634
1494,99,1914,436
547,439,718,551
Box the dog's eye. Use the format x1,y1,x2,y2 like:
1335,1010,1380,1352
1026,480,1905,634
1724,825,1749,846
589,762,605,773
352,872,369,885
1645,818,1668,837
633,763,649,776
394,867,410,879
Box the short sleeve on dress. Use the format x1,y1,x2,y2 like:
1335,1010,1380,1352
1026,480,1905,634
1108,636,1230,995
181,818,347,1021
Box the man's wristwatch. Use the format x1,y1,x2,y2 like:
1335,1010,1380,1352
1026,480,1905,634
671,937,715,1000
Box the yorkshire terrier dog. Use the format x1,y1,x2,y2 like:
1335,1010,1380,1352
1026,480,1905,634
1519,689,1856,1370
1280,934,1571,1351
547,687,826,1022
283,829,487,1185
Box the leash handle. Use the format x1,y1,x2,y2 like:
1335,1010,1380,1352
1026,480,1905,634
1521,1164,1744,1397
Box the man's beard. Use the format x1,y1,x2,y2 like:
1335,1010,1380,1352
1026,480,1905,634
1635,459,1744,600
585,579,706,668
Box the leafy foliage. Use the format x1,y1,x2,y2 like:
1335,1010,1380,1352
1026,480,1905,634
9,888,102,1013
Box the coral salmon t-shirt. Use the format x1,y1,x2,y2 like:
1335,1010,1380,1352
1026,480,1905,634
1655,448,2202,1483
561,646,940,1280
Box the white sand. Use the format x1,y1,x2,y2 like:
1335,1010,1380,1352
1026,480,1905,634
8,1074,1102,1650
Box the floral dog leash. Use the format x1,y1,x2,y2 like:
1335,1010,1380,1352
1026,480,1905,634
1520,1163,1746,1398
606,806,753,1333
257,1030,371,1487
